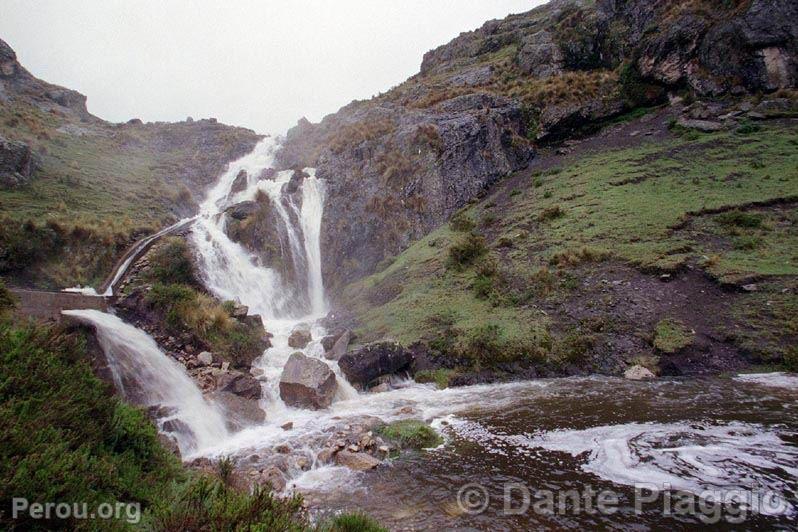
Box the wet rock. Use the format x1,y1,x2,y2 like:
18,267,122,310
317,448,334,464
216,371,262,400
281,421,294,430
162,418,193,437
209,391,265,428
230,169,248,195
325,329,353,361
285,169,308,194
624,365,656,381
231,303,249,319
275,444,291,454
335,450,381,471
279,352,337,409
157,433,181,459
257,167,277,180
226,201,258,221
197,351,213,366
288,326,312,349
338,342,413,388
260,467,286,492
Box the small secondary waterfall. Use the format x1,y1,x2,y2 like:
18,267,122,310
62,309,228,455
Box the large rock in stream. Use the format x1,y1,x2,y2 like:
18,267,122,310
279,352,337,409
338,342,413,389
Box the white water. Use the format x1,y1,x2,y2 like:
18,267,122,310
735,372,798,390
62,309,228,456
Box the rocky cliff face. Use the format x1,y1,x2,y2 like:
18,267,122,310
272,0,797,293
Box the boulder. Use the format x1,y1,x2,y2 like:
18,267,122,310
676,118,725,132
0,135,35,188
335,450,381,471
216,371,262,400
517,30,563,78
197,351,213,366
226,201,258,221
257,167,277,180
284,169,308,194
157,433,181,459
231,303,249,319
338,342,413,388
325,329,353,361
624,365,656,381
209,391,265,428
288,326,312,349
230,169,248,195
259,467,286,492
279,352,337,409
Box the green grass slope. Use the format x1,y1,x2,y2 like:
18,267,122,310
342,117,798,376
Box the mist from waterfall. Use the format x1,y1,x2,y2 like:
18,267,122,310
62,309,228,455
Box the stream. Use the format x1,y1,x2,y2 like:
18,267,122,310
65,138,798,529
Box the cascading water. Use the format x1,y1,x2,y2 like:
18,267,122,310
62,309,228,456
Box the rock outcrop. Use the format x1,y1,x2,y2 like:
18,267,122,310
338,342,413,388
279,352,337,409
272,0,797,293
0,135,35,188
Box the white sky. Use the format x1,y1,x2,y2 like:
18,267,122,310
0,0,543,134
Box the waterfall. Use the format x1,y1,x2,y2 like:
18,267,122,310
190,136,327,320
189,136,356,412
62,309,228,456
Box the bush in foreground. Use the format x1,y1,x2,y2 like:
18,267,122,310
377,420,442,450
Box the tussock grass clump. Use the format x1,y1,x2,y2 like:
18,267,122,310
550,246,611,267
653,318,694,353
148,237,199,286
0,280,15,315
716,210,763,229
446,233,488,271
414,368,458,389
377,420,443,450
538,204,564,222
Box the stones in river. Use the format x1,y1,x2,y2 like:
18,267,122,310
325,329,353,361
279,352,337,409
287,326,312,349
624,364,656,381
338,341,413,388
335,450,381,471
197,351,213,366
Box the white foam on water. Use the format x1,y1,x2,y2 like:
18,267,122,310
735,372,798,390
527,421,798,515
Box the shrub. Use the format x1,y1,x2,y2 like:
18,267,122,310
450,212,475,232
0,280,16,314
473,274,494,299
377,420,443,450
784,346,798,372
322,512,387,532
148,237,198,286
0,321,182,530
653,318,694,353
716,210,763,228
736,120,761,135
550,246,610,267
151,475,306,531
446,233,487,271
733,236,759,251
555,330,595,364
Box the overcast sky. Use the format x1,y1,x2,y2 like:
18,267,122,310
0,0,543,134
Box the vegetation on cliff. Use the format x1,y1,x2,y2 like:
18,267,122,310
343,117,798,378
129,237,268,369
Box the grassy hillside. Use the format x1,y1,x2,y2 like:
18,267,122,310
0,82,258,289
342,114,798,380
